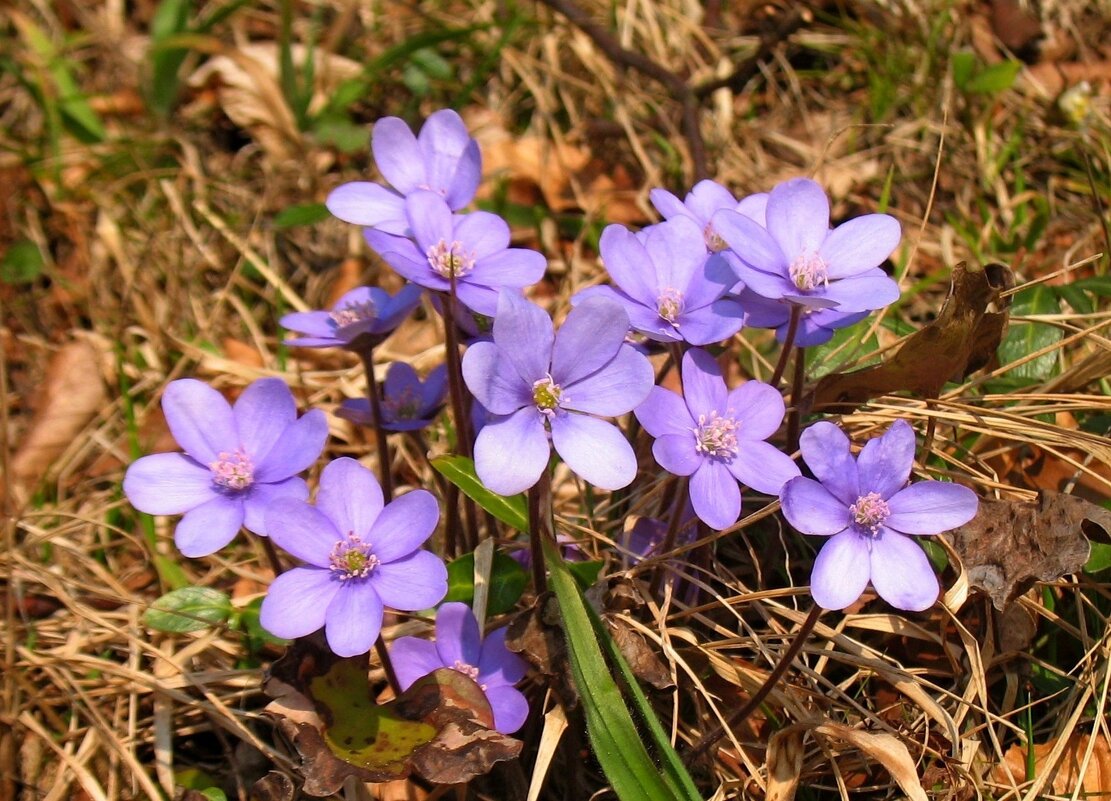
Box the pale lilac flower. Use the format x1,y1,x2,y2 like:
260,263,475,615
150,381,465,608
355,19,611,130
462,291,654,495
574,217,744,346
260,458,447,657
364,191,546,316
712,178,901,313
326,109,481,235
634,349,799,530
279,284,422,349
780,420,979,611
624,502,696,564
123,378,327,558
336,363,447,431
390,602,529,734
650,180,768,255
738,288,868,347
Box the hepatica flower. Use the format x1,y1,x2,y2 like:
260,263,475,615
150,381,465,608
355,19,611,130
326,109,481,235
279,284,422,349
260,458,447,657
780,420,979,611
462,291,654,495
574,217,744,346
336,362,447,431
650,179,768,255
390,603,529,734
738,287,868,347
635,349,799,530
365,191,546,316
712,177,901,313
123,378,327,558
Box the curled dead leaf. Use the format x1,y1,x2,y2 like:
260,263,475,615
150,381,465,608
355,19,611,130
992,731,1111,796
943,490,1111,610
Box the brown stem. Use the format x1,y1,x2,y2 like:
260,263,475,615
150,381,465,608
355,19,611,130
527,470,551,595
356,345,394,501
769,305,802,387
683,605,822,765
787,345,805,453
261,536,285,576
375,637,401,695
439,292,473,458
648,475,690,596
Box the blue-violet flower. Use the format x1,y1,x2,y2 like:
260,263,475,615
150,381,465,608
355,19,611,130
279,284,422,349
336,362,448,432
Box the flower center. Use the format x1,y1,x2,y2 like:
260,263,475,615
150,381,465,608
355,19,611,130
451,659,487,689
329,299,376,328
532,374,565,417
788,251,829,291
426,239,476,279
383,387,422,421
703,223,728,252
328,533,381,580
657,288,684,325
849,492,890,535
209,449,254,490
693,411,739,459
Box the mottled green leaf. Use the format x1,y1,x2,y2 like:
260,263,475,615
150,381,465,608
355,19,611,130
144,586,231,633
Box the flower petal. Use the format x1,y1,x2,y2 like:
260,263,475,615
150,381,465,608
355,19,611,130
780,476,851,536
454,211,510,260
389,636,444,691
561,345,653,416
462,341,532,415
485,685,530,734
728,380,786,442
417,109,475,193
325,182,406,232
810,530,870,610
551,297,631,386
818,271,900,312
474,407,550,495
886,482,979,535
253,409,328,483
123,453,216,514
550,414,637,491
405,190,454,253
868,529,940,611
688,460,741,530
162,379,237,464
798,422,859,504
325,583,385,657
599,224,657,306
820,214,901,278
469,248,548,288
652,434,700,477
478,627,528,686
265,497,340,567
492,291,553,386
368,489,439,563
242,476,308,535
174,495,244,557
688,180,739,222
649,188,688,221
445,140,482,210
369,550,448,611
711,209,786,276
727,441,800,494
643,217,708,295
765,178,829,260
233,378,296,463
635,387,695,438
315,457,384,540
433,602,482,667
260,567,337,639
280,310,337,338
372,116,424,194
856,419,916,499
681,349,728,415
674,300,745,346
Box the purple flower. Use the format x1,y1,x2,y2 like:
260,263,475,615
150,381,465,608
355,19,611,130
259,458,447,657
279,284,422,349
712,178,901,313
123,378,328,558
780,420,979,611
364,191,546,316
462,291,654,495
336,363,448,431
325,109,481,235
634,349,799,530
574,217,744,346
624,503,696,564
738,288,868,347
390,602,529,734
650,180,768,255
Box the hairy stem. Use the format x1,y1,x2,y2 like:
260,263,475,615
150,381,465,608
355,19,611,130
356,344,394,501
527,469,552,595
375,637,401,695
769,305,802,387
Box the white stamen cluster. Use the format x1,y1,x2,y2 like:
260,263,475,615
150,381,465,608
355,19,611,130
210,449,254,490
703,223,728,252
656,288,684,324
330,299,377,327
693,411,739,459
788,251,829,291
849,491,890,536
532,375,565,418
426,239,476,279
328,533,381,579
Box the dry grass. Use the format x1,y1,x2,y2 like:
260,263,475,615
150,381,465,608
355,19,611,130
3,0,1111,799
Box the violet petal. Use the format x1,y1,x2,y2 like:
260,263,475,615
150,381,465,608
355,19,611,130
856,419,916,499
726,440,800,495
561,345,653,416
689,460,741,530
810,530,870,610
325,583,384,657
252,408,328,483
162,379,237,465
368,489,438,563
780,476,852,536
123,453,216,515
389,636,443,691
652,434,701,477
549,414,637,491
369,550,448,611
260,567,337,639
264,498,341,568
474,407,550,495
820,214,901,279
868,529,940,611
242,476,308,535
886,482,979,535
485,685,530,734
798,422,859,504
433,602,482,667
372,116,424,195
765,178,830,260
634,387,695,438
174,495,244,558
550,297,630,386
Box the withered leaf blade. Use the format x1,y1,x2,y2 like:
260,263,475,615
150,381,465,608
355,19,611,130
809,262,1013,412
943,490,1111,610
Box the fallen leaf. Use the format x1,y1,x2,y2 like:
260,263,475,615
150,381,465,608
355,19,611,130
250,771,295,801
505,594,576,703
814,721,928,801
765,727,806,801
809,262,1012,412
943,490,1111,610
992,731,1111,795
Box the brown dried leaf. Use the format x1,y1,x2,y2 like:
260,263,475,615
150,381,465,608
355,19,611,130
943,490,1111,610
605,618,673,690
810,262,1012,412
765,727,806,801
250,771,295,801
9,336,109,504
814,721,928,801
992,732,1111,795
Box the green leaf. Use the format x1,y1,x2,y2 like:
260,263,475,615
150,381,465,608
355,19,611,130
965,60,1021,94
431,455,529,532
235,596,290,647
312,115,369,153
1085,542,1111,573
273,202,330,228
997,286,1062,382
144,586,231,633
568,560,604,589
1,240,44,285
444,550,528,615
951,51,976,90
543,538,700,801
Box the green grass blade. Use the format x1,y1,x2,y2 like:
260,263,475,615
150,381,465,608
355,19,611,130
543,538,696,801
430,455,528,532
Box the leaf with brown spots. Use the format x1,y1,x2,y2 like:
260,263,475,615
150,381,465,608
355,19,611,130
943,490,1111,610
809,262,1013,412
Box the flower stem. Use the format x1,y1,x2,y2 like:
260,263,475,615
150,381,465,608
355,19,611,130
261,536,284,576
682,605,821,765
769,305,803,387
786,345,805,453
374,637,401,695
648,475,690,596
439,291,474,458
356,345,394,501
527,469,552,595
